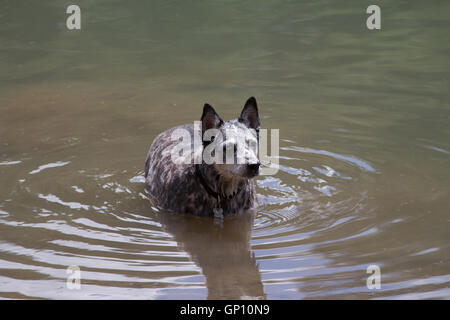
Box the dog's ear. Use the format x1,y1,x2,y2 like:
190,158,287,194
239,97,260,130
201,103,223,133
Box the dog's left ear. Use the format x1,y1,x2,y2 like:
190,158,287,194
239,97,260,131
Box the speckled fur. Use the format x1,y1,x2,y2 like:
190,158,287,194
145,99,260,216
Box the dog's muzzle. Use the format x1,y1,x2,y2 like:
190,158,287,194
247,163,260,177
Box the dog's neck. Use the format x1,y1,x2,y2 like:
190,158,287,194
196,164,244,200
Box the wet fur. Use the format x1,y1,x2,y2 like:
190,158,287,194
145,98,260,216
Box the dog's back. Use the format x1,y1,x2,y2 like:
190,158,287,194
145,123,202,214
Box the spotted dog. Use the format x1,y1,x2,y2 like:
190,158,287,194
145,97,261,216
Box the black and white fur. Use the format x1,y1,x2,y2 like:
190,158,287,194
145,97,261,216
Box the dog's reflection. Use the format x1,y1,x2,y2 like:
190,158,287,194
158,212,265,299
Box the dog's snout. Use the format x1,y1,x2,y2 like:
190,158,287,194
249,163,260,170
248,163,260,176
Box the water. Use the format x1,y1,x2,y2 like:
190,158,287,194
0,0,449,299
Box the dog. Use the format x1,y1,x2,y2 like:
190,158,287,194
145,97,261,216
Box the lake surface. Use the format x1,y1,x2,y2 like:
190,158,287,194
0,0,449,299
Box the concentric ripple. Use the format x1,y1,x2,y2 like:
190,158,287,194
1,133,449,299
0,137,372,299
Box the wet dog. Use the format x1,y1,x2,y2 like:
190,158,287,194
145,97,261,216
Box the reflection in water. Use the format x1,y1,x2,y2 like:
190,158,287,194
159,212,265,299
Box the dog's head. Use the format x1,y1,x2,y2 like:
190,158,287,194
201,97,261,179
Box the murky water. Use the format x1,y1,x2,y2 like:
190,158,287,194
1,1,449,299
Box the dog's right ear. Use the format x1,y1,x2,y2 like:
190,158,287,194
201,103,223,133
239,97,260,131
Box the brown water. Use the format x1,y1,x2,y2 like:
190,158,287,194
0,1,449,299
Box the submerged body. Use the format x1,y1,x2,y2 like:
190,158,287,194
145,97,261,216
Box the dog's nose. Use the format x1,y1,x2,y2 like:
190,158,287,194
248,163,260,172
